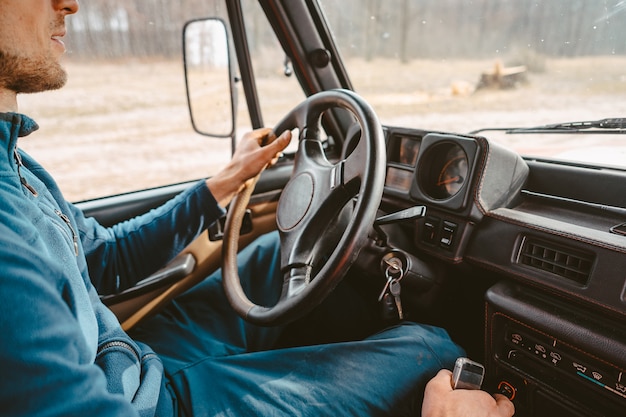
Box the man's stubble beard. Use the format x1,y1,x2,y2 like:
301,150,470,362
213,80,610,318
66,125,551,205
0,49,68,94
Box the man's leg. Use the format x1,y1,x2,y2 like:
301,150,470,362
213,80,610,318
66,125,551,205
132,231,465,416
131,231,285,371
165,322,464,417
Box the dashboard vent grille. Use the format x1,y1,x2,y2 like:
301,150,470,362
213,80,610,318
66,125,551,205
518,237,594,285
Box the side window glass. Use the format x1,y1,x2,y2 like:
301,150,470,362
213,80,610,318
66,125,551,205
239,0,305,154
19,1,232,202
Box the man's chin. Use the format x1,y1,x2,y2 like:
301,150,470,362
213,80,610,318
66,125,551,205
0,52,68,94
14,66,67,94
19,72,67,94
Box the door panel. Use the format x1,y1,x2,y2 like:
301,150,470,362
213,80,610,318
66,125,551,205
80,163,292,328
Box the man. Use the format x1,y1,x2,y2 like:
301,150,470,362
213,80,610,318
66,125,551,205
0,1,513,416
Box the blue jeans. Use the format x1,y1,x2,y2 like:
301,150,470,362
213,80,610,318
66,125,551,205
132,232,464,417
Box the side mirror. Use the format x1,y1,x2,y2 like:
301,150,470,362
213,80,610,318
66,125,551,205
183,18,236,138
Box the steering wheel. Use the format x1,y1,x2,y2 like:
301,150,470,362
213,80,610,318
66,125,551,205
222,89,385,326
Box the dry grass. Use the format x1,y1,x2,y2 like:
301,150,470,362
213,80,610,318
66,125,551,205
17,56,626,201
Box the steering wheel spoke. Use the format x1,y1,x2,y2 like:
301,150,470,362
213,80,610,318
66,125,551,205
342,139,369,186
278,181,354,267
281,264,312,298
222,89,385,326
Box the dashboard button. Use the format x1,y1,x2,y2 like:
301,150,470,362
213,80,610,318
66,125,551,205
497,380,517,400
440,221,457,249
422,216,440,244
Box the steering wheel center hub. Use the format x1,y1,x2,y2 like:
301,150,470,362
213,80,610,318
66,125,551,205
277,172,314,231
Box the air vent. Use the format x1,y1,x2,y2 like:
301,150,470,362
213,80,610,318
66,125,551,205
517,237,594,285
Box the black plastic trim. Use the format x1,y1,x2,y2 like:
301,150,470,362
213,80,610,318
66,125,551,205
101,253,196,306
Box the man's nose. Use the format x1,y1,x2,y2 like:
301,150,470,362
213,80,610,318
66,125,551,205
55,0,79,15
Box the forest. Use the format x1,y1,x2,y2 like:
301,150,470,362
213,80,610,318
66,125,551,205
65,0,626,62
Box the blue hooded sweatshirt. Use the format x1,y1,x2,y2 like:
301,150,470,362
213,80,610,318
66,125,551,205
0,113,224,416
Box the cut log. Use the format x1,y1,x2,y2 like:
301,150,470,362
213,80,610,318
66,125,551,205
477,61,527,90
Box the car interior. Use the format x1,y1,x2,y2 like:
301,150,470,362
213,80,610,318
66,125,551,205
49,1,626,416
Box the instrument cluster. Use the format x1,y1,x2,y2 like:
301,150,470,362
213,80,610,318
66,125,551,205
385,128,481,213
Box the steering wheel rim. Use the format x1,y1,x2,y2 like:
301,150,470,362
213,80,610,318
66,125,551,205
222,89,386,326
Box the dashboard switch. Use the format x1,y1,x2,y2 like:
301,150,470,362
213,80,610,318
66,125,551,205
497,380,517,400
422,216,440,244
439,221,458,249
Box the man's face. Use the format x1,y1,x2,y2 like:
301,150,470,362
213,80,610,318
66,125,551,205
0,0,79,94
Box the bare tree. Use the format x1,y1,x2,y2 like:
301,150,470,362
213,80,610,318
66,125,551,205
65,0,626,61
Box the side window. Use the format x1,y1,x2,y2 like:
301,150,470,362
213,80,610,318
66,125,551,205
238,0,305,152
19,1,232,202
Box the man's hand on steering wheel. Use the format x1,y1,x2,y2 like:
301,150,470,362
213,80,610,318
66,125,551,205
206,128,292,207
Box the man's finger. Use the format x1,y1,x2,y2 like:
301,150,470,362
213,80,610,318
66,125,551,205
493,394,515,416
426,369,454,393
259,130,275,146
267,130,292,151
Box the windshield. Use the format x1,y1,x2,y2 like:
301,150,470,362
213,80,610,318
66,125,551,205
319,0,626,169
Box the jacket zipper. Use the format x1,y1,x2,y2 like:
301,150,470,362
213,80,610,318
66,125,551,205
96,340,156,362
13,148,38,196
55,209,79,256
13,148,78,256
97,340,141,362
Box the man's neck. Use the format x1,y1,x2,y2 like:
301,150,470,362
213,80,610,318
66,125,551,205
0,89,18,113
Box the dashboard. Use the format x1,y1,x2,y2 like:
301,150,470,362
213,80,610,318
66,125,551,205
377,126,626,416
382,127,528,263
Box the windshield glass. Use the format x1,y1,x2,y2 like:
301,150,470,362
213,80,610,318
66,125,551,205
319,0,626,169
